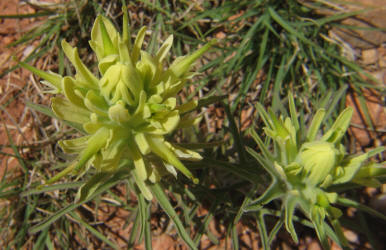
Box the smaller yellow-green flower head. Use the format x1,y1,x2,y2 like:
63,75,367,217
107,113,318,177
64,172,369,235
250,95,385,248
22,11,215,200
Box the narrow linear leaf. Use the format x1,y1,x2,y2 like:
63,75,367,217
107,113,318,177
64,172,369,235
149,182,197,250
70,211,119,250
21,182,83,196
284,196,299,244
29,168,130,234
256,210,270,250
337,197,386,220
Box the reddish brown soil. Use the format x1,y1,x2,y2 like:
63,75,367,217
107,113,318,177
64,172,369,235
0,1,36,177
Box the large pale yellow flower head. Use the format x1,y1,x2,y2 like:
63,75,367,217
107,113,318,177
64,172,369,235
22,10,215,200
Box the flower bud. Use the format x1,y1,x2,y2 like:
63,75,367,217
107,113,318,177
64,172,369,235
297,141,339,186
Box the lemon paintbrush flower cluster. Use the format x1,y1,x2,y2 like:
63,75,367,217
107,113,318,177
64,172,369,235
247,94,385,249
21,11,214,200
